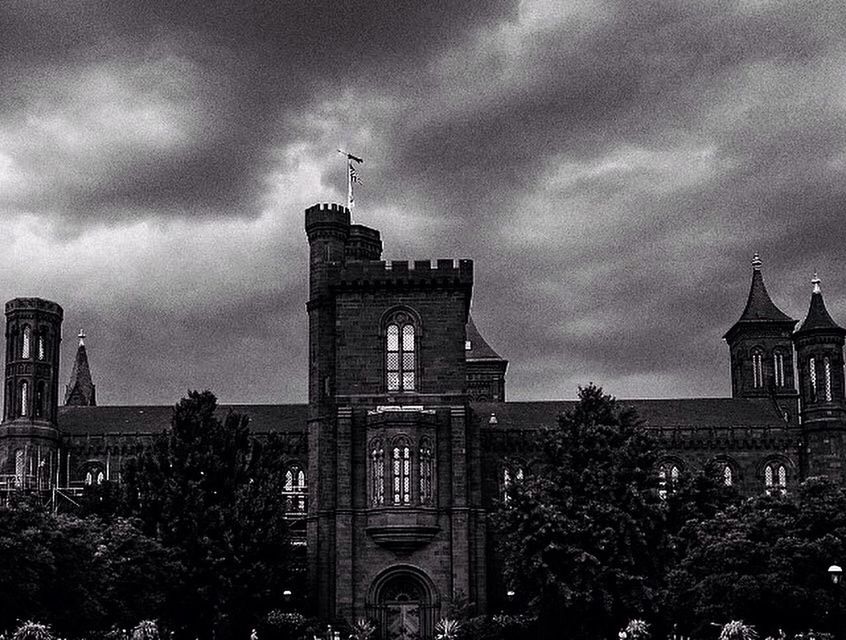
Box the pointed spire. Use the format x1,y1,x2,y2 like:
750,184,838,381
796,272,844,335
725,254,795,341
65,331,96,406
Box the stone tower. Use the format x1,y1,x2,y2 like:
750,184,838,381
724,254,798,415
65,330,96,406
793,274,846,481
1,298,63,490
304,203,484,639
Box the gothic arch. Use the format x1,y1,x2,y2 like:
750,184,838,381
366,564,440,640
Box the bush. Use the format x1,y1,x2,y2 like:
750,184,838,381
130,620,159,640
259,611,309,640
12,622,53,640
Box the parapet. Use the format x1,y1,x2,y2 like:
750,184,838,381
5,298,64,318
346,224,382,260
337,259,473,289
305,203,351,240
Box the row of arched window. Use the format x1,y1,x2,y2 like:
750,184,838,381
7,326,49,362
4,380,48,420
809,356,835,403
498,460,791,500
369,436,434,506
750,349,789,389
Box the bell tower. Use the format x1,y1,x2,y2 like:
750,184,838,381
1,298,63,490
724,254,798,409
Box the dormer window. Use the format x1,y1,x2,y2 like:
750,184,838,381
385,311,417,393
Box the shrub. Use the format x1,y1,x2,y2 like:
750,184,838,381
720,621,759,640
130,620,159,640
12,622,53,640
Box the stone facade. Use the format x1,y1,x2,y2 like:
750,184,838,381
1,202,844,639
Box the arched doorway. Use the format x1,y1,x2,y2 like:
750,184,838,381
367,566,439,640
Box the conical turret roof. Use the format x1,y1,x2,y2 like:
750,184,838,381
65,330,96,406
465,316,505,361
795,275,845,336
724,254,795,340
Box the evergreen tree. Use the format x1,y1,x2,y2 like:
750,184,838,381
494,385,666,640
122,390,294,639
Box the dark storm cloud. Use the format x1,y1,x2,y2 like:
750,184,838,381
2,0,846,403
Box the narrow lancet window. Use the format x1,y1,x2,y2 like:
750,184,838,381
723,465,733,487
370,441,385,506
810,357,818,402
37,335,45,361
825,357,832,401
392,442,412,505
21,326,31,359
764,463,787,495
19,381,28,417
774,352,785,387
419,439,433,505
752,351,763,388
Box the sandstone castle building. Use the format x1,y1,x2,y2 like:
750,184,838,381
1,202,844,639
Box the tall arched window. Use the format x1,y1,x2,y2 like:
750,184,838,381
370,440,385,506
21,326,31,359
37,335,45,361
392,439,411,505
19,381,28,417
773,352,785,387
824,357,833,401
810,357,818,402
764,462,787,495
284,464,307,513
658,462,681,500
752,350,763,388
14,450,24,487
385,311,417,392
419,438,433,505
723,465,733,487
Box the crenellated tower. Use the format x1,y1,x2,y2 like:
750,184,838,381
724,254,798,415
793,274,846,481
1,298,63,491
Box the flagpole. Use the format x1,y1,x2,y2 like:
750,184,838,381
338,149,363,211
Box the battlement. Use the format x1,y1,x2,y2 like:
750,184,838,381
346,224,382,260
5,298,63,318
305,202,351,240
337,259,473,288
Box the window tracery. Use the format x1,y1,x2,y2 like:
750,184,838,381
385,311,417,392
392,438,411,505
764,462,787,495
284,464,307,513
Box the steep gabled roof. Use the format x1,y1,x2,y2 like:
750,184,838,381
465,316,505,361
724,255,795,340
795,276,845,336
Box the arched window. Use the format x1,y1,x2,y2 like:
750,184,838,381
764,462,787,495
501,464,524,503
773,351,785,387
283,464,307,513
810,357,818,402
658,462,681,500
5,380,12,419
385,311,417,392
34,381,45,419
723,464,733,487
752,350,763,388
19,381,28,417
370,440,385,506
37,335,45,361
419,438,433,505
21,326,31,359
14,450,24,487
392,439,411,505
825,357,833,401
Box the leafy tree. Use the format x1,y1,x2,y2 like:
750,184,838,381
493,385,666,640
667,477,846,636
122,390,294,639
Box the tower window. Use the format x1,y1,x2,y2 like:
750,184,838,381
419,439,433,505
35,381,45,418
658,463,681,500
19,381,28,417
825,357,833,402
14,450,24,487
21,326,31,359
752,350,763,388
810,357,818,402
37,335,45,361
723,465,733,487
773,352,785,387
392,439,411,505
370,440,385,506
385,312,417,392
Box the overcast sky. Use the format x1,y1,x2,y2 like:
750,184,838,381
2,0,845,405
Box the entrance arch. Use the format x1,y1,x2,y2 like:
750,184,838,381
366,565,439,640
